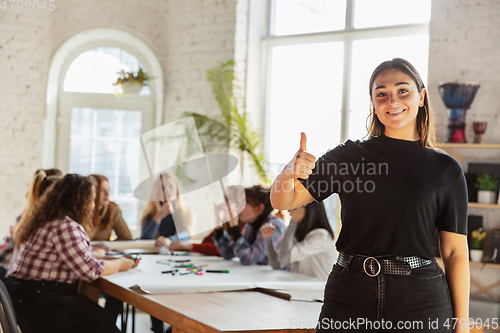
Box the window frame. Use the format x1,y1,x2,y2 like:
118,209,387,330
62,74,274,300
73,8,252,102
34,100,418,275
262,0,430,152
55,42,157,233
259,0,430,234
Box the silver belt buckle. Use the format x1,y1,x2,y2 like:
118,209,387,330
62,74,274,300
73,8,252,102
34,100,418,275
363,257,381,277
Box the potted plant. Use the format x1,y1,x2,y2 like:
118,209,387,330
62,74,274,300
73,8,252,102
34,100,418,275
113,67,149,96
181,60,270,186
474,173,499,204
470,227,487,262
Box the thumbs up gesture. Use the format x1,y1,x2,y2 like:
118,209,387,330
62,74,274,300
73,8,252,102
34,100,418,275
283,132,316,180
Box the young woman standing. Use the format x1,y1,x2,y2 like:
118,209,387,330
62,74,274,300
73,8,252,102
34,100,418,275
270,58,469,332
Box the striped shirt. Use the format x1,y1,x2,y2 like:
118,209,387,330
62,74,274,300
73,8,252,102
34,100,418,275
8,216,104,283
0,215,20,271
214,214,286,265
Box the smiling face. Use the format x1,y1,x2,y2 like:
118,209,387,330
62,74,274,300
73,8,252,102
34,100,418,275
371,68,426,141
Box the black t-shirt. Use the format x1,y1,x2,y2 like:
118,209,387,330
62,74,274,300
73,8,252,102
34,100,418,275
299,134,468,260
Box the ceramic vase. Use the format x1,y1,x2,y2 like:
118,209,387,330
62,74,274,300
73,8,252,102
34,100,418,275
438,82,480,143
121,81,143,94
470,249,483,262
478,190,496,204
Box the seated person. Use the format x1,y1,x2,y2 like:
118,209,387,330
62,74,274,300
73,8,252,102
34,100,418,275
140,172,192,333
213,185,286,265
140,172,192,246
5,174,139,333
0,168,62,280
169,185,246,256
90,174,132,241
261,201,337,279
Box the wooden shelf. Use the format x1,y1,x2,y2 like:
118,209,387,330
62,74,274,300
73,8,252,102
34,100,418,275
436,142,500,168
469,202,500,209
469,261,500,269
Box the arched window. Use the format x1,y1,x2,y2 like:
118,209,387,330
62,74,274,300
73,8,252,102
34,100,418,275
56,46,156,233
63,47,151,95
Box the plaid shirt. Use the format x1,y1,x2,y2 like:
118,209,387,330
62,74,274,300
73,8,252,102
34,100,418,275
8,216,105,283
214,214,286,265
0,215,20,271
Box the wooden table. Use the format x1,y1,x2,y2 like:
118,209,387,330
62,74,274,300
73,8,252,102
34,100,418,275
80,261,323,333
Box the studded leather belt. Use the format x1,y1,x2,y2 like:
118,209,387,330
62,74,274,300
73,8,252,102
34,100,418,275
336,252,433,277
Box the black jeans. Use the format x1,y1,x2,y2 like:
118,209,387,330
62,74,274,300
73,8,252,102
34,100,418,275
316,261,453,332
5,277,120,333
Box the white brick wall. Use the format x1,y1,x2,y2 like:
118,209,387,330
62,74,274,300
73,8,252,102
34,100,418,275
429,0,500,264
0,10,53,233
429,0,500,144
0,0,243,236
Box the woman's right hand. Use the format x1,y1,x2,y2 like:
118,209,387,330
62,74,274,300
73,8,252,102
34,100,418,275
118,257,136,272
290,206,306,223
155,235,173,248
169,240,193,251
153,201,173,223
270,132,316,211
282,133,316,180
260,222,276,238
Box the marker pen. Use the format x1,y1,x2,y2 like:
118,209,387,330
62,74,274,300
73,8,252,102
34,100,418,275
162,269,179,274
205,270,229,273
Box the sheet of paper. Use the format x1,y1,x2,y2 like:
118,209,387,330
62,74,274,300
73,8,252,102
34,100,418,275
103,254,326,295
91,240,159,252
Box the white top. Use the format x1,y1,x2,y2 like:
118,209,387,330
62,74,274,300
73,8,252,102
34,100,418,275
289,228,337,280
265,220,337,280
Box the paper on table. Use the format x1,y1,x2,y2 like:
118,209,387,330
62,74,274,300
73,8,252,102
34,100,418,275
103,254,326,295
91,240,159,253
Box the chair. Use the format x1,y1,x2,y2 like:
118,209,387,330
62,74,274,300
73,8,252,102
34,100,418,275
0,279,21,333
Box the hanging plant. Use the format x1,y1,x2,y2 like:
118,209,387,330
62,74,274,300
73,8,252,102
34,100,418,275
113,67,149,97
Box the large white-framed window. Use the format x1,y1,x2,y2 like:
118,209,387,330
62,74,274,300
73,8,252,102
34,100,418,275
57,46,155,232
262,0,431,225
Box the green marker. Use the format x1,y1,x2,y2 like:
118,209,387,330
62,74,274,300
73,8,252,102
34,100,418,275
205,270,229,273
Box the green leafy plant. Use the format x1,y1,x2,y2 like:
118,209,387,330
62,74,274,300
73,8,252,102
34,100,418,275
113,67,149,97
470,227,487,250
474,173,499,192
181,60,270,185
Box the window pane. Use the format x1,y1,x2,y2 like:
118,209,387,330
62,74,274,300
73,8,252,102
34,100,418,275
63,47,150,95
354,0,431,29
118,141,136,197
96,109,119,138
71,107,93,137
348,110,370,141
349,35,429,112
268,42,343,164
273,0,346,36
94,141,116,179
115,200,139,230
269,111,342,164
121,111,142,138
68,108,142,230
68,139,92,175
